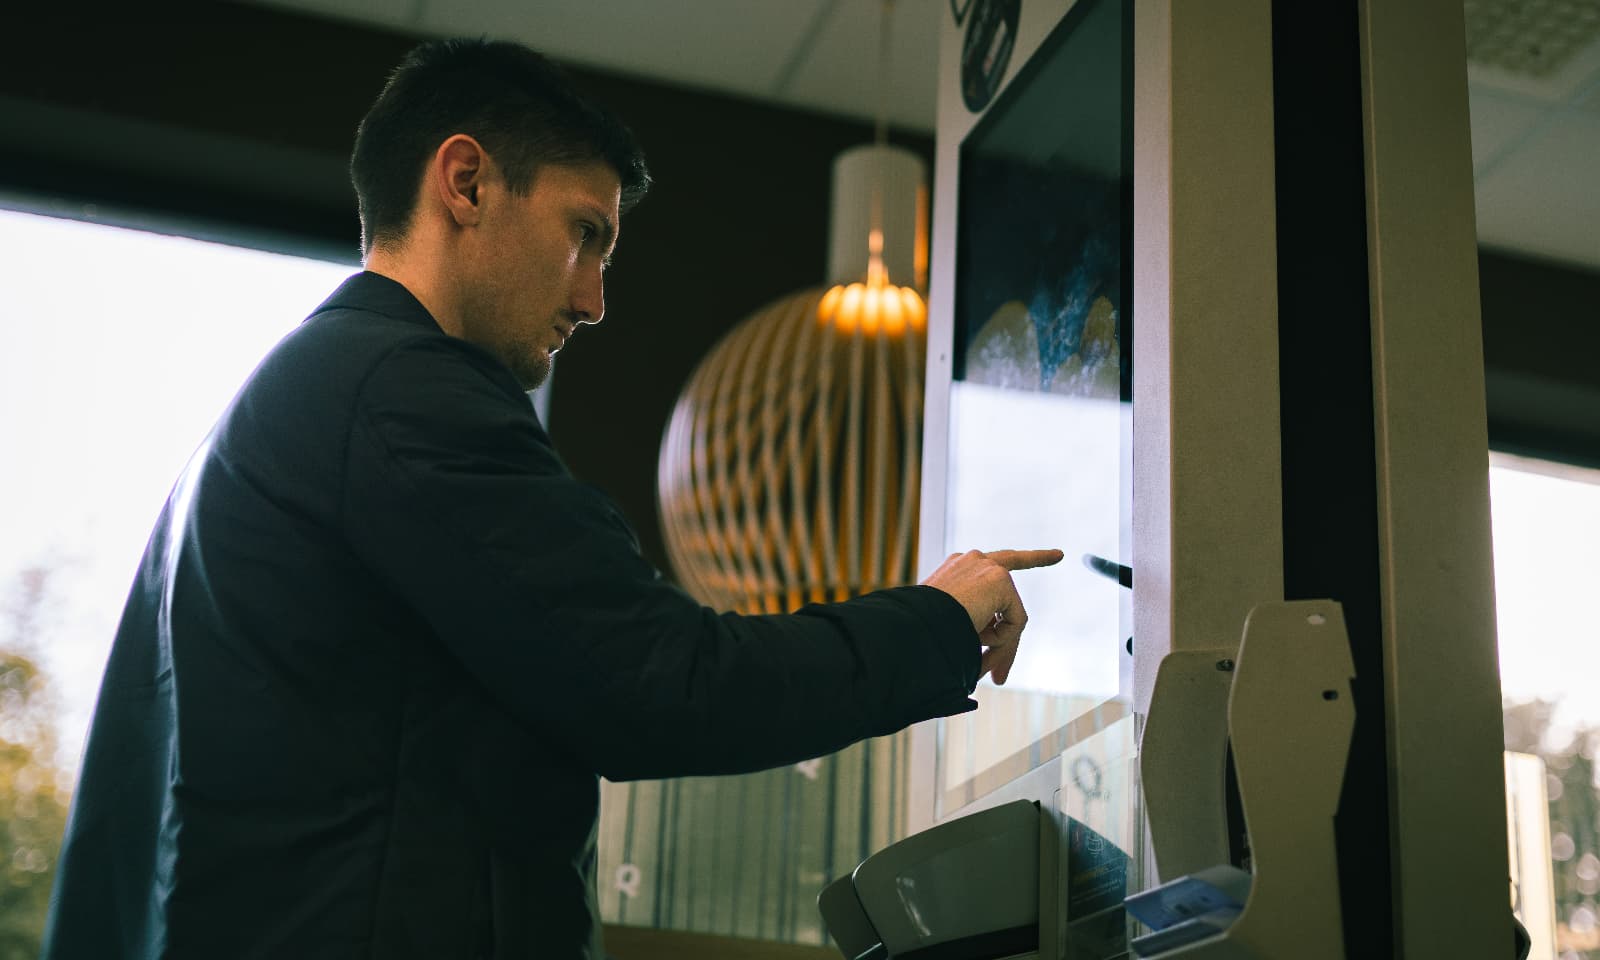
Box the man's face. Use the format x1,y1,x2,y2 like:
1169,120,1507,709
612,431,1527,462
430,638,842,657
458,160,621,390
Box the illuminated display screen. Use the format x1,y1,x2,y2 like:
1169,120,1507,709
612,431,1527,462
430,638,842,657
939,0,1132,814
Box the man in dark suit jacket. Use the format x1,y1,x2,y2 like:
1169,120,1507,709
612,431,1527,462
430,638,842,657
42,38,1059,959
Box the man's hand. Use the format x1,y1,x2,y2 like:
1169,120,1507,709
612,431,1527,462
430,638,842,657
921,548,1064,685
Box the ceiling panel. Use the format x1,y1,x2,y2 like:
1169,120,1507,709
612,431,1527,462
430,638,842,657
776,0,941,131
416,0,832,105
1581,77,1600,115
249,0,421,34
1474,110,1600,268
1464,0,1600,95
1468,86,1551,174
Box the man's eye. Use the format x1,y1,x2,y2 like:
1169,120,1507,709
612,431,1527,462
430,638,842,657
578,223,596,244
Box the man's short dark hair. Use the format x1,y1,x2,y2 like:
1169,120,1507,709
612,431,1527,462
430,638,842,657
350,38,651,255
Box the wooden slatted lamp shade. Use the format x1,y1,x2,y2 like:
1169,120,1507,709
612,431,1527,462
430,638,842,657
658,146,929,614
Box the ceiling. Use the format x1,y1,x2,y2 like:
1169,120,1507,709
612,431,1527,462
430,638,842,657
248,0,1599,272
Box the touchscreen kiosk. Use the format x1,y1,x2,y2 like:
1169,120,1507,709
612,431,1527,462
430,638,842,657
935,0,1132,820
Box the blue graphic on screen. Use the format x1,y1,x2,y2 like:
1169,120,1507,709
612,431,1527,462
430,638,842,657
952,0,1128,401
956,160,1123,400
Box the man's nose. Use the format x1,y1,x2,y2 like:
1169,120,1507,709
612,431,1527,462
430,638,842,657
573,267,605,326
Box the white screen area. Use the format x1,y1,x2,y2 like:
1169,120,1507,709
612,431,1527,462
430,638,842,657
946,381,1125,700
938,380,1130,811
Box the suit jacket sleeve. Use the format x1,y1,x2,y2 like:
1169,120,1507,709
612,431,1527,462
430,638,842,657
340,336,979,781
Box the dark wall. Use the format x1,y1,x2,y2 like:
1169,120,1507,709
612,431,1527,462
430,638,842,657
0,6,385,257
1479,249,1600,469
0,2,935,575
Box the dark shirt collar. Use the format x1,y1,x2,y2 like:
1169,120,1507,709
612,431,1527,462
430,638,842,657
310,270,544,411
309,270,441,331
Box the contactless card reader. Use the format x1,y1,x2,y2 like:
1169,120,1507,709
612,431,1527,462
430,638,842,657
817,799,1041,960
1129,601,1356,959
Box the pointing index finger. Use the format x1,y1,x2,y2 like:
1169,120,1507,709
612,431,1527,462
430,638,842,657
984,548,1066,572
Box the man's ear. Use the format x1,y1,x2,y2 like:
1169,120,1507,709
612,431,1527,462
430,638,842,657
432,134,490,228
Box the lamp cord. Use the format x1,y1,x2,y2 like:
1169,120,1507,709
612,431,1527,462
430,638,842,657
868,0,894,287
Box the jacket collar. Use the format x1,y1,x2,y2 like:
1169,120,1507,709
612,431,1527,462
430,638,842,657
309,271,441,331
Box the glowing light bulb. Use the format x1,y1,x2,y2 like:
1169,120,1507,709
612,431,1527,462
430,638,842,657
818,281,927,338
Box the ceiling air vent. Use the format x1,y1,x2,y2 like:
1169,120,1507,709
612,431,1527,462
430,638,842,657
1464,0,1600,77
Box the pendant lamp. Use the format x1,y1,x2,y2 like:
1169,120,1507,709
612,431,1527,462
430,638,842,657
657,4,929,614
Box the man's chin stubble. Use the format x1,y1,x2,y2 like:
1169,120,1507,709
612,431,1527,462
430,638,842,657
506,348,552,392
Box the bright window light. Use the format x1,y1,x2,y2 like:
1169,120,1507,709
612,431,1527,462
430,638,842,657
1492,452,1600,741
0,206,353,783
1492,451,1600,959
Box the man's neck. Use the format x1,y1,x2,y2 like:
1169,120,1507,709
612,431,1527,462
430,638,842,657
362,248,463,340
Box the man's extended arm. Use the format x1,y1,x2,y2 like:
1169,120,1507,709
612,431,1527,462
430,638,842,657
341,337,985,781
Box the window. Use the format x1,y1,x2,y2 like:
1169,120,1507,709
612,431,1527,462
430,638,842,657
1494,452,1600,960
0,205,352,949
